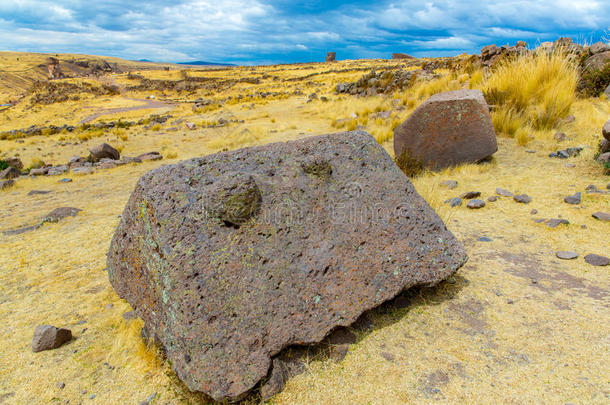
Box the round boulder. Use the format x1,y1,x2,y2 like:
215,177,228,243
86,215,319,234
393,89,497,171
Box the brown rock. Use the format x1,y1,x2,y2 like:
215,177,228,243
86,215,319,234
325,52,336,62
1,166,20,179
29,167,49,176
564,192,581,205
601,139,610,153
107,131,468,401
496,187,513,197
89,143,120,162
393,89,497,171
32,325,72,352
592,212,610,221
460,191,481,199
136,152,163,161
467,199,485,209
583,51,610,73
584,254,610,266
590,42,610,54
513,194,532,204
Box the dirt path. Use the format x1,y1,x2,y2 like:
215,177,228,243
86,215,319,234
79,97,175,124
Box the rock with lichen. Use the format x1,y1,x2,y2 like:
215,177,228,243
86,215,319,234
107,130,467,401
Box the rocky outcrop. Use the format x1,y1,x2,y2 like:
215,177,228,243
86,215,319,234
393,89,497,171
336,68,437,96
480,41,528,67
326,52,336,62
107,130,467,401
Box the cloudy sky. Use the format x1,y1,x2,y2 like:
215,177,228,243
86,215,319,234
0,0,609,65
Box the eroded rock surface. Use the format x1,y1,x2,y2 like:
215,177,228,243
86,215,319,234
107,131,467,401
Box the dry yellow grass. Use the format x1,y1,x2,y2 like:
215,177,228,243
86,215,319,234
0,53,608,405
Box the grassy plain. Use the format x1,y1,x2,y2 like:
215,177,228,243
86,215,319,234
0,51,608,404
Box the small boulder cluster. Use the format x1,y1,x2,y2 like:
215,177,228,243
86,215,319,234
480,40,528,67
0,143,163,191
336,68,437,96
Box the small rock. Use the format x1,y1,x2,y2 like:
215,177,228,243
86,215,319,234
59,178,72,183
28,190,51,196
261,358,288,400
0,179,15,190
530,209,538,215
585,184,599,193
29,167,49,176
89,394,95,399
47,165,68,176
461,191,481,199
496,187,513,197
592,212,610,221
507,299,514,304
42,207,81,223
105,303,113,310
584,254,610,266
563,115,576,124
565,163,576,168
57,382,65,389
556,251,578,260
564,192,581,205
445,197,462,207
467,199,486,209
185,122,196,130
554,132,566,142
487,196,498,202
32,325,72,352
137,152,163,161
513,194,532,204
380,351,395,362
440,180,458,189
478,236,493,242
89,143,120,162
545,218,569,228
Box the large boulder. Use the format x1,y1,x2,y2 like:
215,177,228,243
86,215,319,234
325,52,336,62
392,53,414,60
89,143,120,162
582,51,610,73
603,120,610,141
393,89,497,171
589,42,610,55
107,131,467,401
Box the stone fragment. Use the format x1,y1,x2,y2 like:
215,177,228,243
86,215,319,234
32,325,72,352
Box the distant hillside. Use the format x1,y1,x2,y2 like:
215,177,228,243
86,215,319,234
0,52,179,104
177,61,236,66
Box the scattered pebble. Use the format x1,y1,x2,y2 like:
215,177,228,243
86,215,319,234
584,254,610,267
530,209,538,215
105,303,113,310
445,197,462,207
592,212,610,222
545,218,569,228
59,178,72,183
478,236,493,242
564,192,581,205
564,163,575,168
513,194,532,204
507,299,514,304
554,132,566,142
461,191,481,199
549,147,582,159
28,190,51,196
140,393,157,405
57,382,65,389
496,187,513,197
467,199,485,209
487,196,498,202
89,394,95,399
556,251,578,260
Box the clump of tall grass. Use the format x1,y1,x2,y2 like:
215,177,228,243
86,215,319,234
483,50,578,132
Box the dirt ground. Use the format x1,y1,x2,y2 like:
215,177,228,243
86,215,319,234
0,57,608,404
